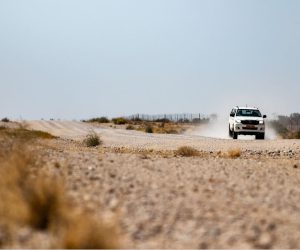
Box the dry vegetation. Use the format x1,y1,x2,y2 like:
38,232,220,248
218,148,242,158
105,146,242,160
126,124,134,130
0,126,57,140
84,132,101,147
176,146,200,157
136,121,187,134
104,146,175,158
0,127,120,248
85,116,194,134
227,148,241,158
269,113,300,139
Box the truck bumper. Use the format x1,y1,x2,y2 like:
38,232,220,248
234,124,265,135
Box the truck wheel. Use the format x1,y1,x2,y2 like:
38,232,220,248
228,125,232,137
256,133,265,140
233,131,238,139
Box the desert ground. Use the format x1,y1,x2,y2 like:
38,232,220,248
1,120,300,248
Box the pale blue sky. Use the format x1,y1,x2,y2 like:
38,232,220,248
0,0,299,119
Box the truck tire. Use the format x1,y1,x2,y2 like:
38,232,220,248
233,131,238,139
256,133,265,140
228,125,232,137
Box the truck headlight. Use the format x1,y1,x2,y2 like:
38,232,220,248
259,120,264,124
235,119,241,123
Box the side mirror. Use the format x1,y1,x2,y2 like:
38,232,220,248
230,113,234,117
263,115,267,118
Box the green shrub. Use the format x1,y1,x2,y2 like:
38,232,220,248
84,132,101,147
87,117,110,123
112,117,127,125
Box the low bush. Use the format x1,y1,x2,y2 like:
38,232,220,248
84,132,101,147
126,125,134,130
287,130,300,139
25,174,68,230
61,212,120,248
1,117,10,122
112,117,128,125
154,118,170,123
145,126,153,133
176,146,199,157
87,117,110,123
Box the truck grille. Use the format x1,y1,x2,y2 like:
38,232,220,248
242,127,258,130
241,120,259,125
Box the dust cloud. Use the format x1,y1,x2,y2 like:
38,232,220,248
189,118,278,140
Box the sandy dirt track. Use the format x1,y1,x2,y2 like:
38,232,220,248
23,120,300,248
27,120,300,152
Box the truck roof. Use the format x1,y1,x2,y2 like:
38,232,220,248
234,106,259,110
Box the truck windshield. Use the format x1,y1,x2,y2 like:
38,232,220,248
236,109,262,117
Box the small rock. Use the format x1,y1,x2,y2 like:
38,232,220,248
109,172,116,178
199,242,208,249
89,175,100,181
255,232,272,248
267,223,276,231
54,162,61,168
293,164,298,169
17,227,31,243
108,198,119,209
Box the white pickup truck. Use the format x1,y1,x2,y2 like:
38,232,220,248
229,106,267,140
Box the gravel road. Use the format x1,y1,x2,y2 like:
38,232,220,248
24,120,300,248
27,120,300,153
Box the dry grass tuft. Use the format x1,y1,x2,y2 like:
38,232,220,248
61,212,120,249
0,148,67,231
84,132,101,147
226,148,241,158
0,142,121,248
176,146,200,157
0,148,33,226
25,175,69,231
